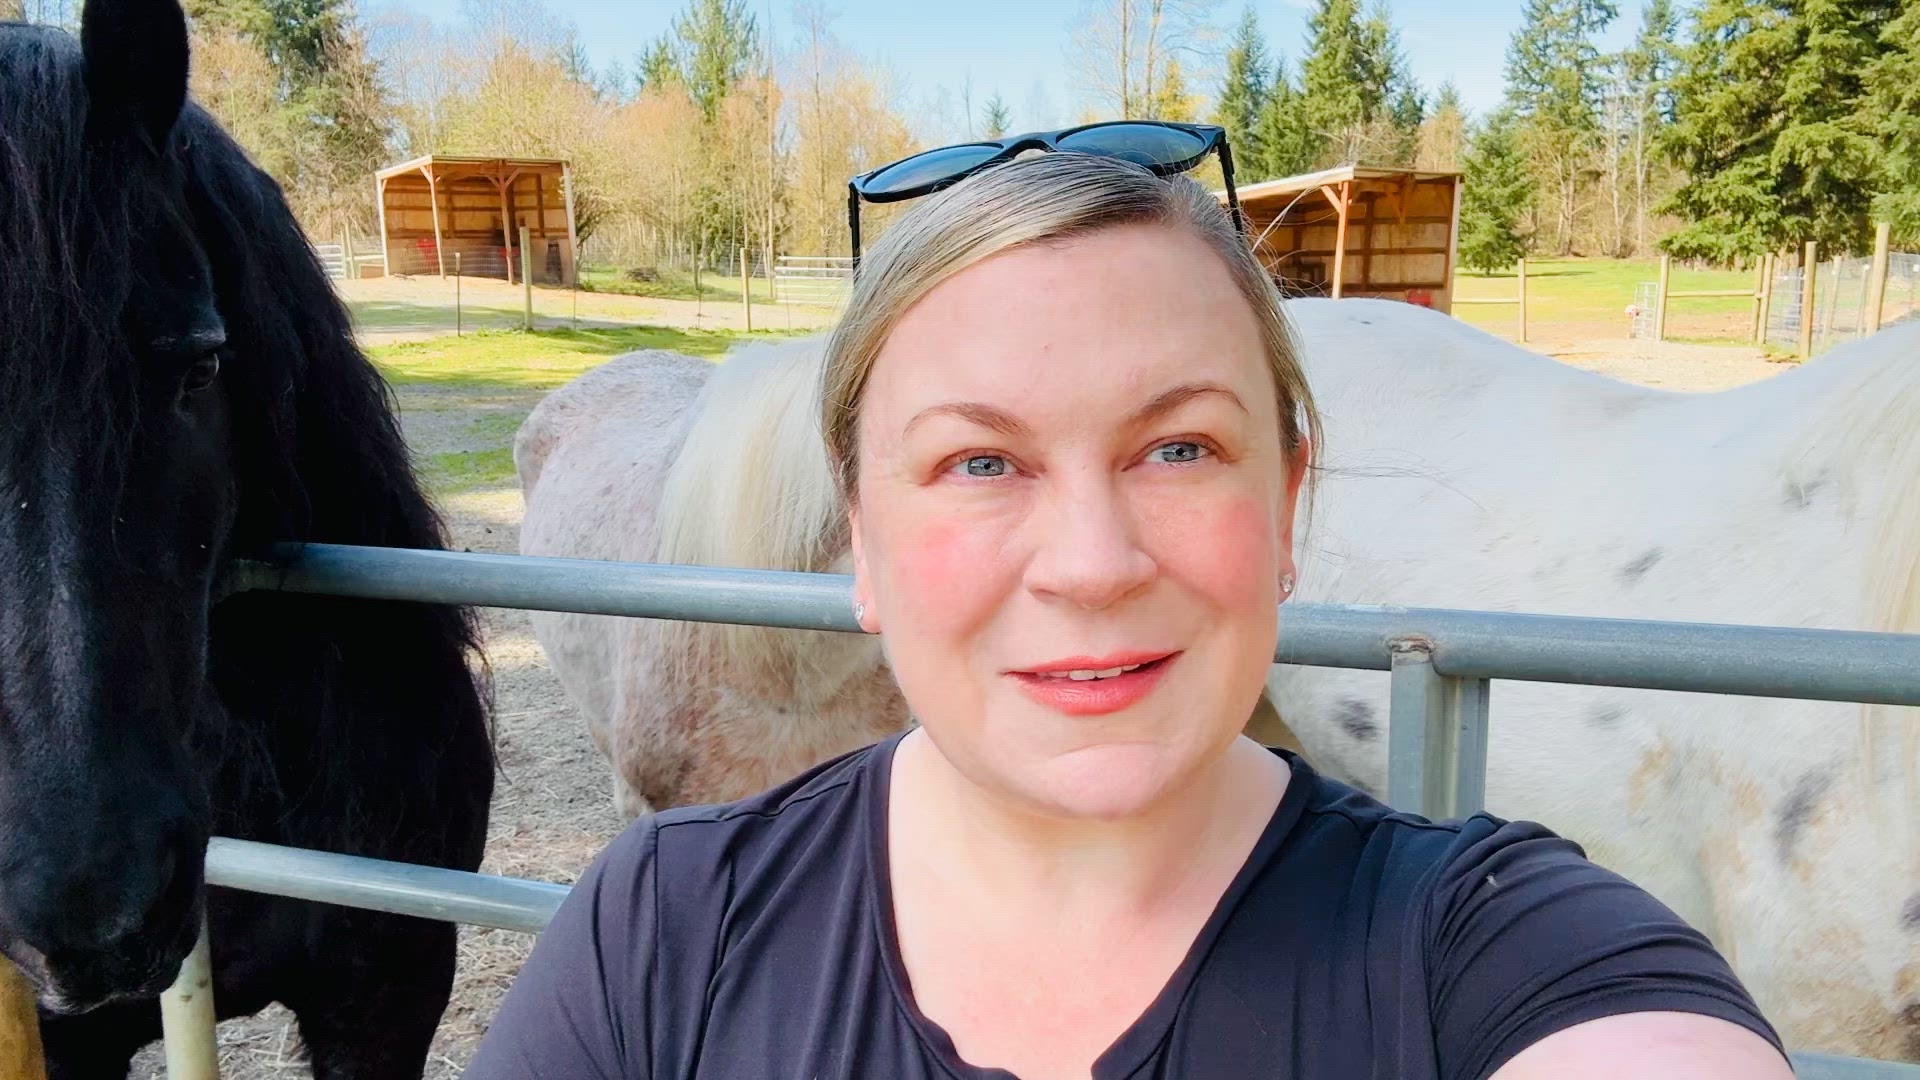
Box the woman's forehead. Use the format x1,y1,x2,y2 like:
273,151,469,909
865,224,1271,421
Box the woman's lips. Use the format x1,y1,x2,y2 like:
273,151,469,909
1007,653,1179,716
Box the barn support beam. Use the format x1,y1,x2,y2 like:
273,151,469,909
1327,180,1351,299
375,175,390,279
424,167,446,279
497,174,515,287
562,163,580,288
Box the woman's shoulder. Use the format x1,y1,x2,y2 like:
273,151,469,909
1277,749,1578,878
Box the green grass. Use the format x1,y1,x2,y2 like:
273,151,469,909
368,325,782,391
422,447,516,492
576,264,780,304
1453,256,1762,343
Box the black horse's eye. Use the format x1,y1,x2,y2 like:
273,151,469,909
182,351,221,393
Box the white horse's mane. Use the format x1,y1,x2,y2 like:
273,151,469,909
647,336,866,703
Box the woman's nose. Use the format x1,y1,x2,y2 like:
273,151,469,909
1022,473,1157,611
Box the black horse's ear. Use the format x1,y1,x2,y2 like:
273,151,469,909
80,0,190,150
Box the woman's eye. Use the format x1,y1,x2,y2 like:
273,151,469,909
954,454,1009,478
1149,441,1210,464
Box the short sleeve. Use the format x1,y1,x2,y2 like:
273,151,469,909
463,819,659,1080
1421,816,1786,1080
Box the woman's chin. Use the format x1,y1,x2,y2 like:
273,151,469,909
1021,742,1197,821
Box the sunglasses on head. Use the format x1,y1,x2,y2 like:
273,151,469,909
846,120,1245,268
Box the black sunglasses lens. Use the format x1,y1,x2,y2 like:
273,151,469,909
1056,124,1209,168
861,143,1005,196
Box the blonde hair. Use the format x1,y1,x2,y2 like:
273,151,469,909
818,152,1320,506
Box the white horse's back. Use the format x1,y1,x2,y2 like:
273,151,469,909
1276,299,1920,1059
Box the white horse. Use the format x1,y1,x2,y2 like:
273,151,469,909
515,299,1920,1060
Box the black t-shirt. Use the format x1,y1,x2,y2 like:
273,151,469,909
466,733,1784,1080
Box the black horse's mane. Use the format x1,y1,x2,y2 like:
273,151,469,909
0,25,132,430
2,23,494,862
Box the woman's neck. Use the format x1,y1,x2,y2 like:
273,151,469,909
887,730,1289,920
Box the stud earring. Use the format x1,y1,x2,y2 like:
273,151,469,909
853,602,866,623
1281,573,1294,595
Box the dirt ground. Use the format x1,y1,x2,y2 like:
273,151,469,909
125,313,1794,1078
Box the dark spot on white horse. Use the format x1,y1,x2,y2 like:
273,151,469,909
1588,704,1627,728
1782,471,1827,510
1901,1003,1920,1061
1620,548,1663,584
1334,698,1379,742
1773,766,1834,864
1902,892,1920,932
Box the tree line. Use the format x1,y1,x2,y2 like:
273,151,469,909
11,0,1914,274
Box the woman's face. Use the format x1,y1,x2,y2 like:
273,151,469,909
849,222,1305,821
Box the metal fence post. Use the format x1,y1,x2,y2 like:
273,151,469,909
1387,639,1491,820
159,912,218,1080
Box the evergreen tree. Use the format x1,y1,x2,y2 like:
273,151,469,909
1298,0,1376,154
644,0,759,122
1861,1,1920,240
1416,81,1465,170
1620,0,1680,253
1660,0,1899,260
1251,54,1317,179
1504,0,1617,252
981,92,1012,139
1458,107,1535,271
1212,5,1270,167
184,0,390,236
635,38,681,93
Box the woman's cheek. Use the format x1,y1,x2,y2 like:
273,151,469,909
1146,492,1278,610
884,510,1012,629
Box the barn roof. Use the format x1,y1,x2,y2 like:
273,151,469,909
375,155,571,182
1216,163,1462,208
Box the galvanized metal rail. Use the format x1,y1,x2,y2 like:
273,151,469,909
150,542,1920,1078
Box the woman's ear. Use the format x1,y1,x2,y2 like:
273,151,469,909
1277,436,1310,601
849,504,878,633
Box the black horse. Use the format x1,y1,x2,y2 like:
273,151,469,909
0,0,494,1075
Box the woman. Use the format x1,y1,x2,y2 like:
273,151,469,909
465,153,1790,1080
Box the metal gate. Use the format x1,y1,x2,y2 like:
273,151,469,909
149,543,1920,1078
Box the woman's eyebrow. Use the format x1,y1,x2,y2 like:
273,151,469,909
903,381,1247,438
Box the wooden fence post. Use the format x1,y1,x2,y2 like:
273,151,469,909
1517,257,1528,343
1798,241,1818,359
1654,254,1671,341
1754,253,1775,345
1822,255,1842,341
454,252,462,338
520,225,533,331
739,246,751,334
1865,221,1892,335
0,957,47,1080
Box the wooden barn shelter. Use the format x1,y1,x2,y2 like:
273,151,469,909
1220,164,1462,313
374,155,578,286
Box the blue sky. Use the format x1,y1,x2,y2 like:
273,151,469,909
365,0,1656,136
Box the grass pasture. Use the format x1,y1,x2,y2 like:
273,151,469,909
369,325,782,497
1452,256,1764,347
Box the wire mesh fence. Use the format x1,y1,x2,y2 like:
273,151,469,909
1765,251,1920,356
